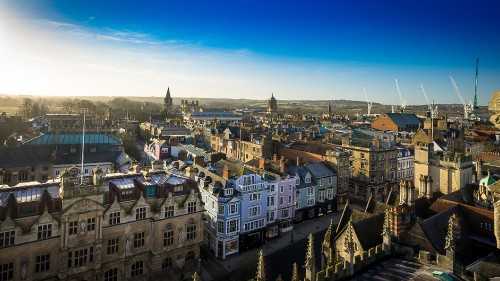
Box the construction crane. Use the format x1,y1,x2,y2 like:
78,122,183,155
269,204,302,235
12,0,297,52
473,58,479,119
419,84,438,118
362,87,372,116
449,75,472,119
394,79,407,113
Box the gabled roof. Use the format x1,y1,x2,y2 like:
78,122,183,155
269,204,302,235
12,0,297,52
214,159,251,178
351,212,384,250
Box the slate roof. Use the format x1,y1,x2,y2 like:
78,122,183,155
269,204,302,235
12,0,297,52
385,113,422,128
0,146,52,168
23,133,122,146
55,151,122,165
213,159,252,178
304,162,336,179
352,212,384,250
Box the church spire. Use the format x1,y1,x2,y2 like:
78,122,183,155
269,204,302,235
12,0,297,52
166,87,171,98
255,249,266,281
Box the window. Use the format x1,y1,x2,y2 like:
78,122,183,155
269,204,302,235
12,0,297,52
270,185,275,192
229,203,238,214
307,198,315,206
304,175,311,183
162,258,172,269
69,221,78,235
0,262,13,280
248,205,261,217
217,221,224,233
280,186,284,193
218,205,224,215
109,212,121,225
185,251,195,261
361,153,365,159
319,179,323,186
18,170,28,182
267,211,275,222
37,224,52,240
35,253,50,273
136,207,146,220
328,177,332,184
0,231,15,248
371,155,376,161
267,196,275,207
107,238,119,255
134,232,145,248
279,196,284,205
227,219,239,233
164,205,174,218
131,261,144,277
87,218,96,232
163,231,174,247
104,268,118,281
68,247,93,268
307,187,314,196
145,187,155,197
327,188,333,200
289,185,292,191
288,195,292,204
318,191,325,202
282,208,289,218
249,192,261,201
187,225,196,241
188,201,197,213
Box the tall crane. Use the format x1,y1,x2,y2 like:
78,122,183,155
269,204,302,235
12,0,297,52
473,58,479,119
394,79,407,113
449,76,472,119
419,84,438,118
362,87,372,116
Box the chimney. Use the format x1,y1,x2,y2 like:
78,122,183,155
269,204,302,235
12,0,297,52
280,157,286,173
222,164,230,179
178,150,187,161
296,157,302,166
273,153,278,162
194,156,205,168
259,158,266,170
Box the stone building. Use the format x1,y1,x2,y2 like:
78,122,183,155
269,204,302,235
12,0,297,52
267,94,278,116
181,100,200,115
0,166,203,281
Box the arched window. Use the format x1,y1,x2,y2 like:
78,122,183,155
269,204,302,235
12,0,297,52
104,268,118,281
161,257,172,270
131,261,143,277
18,169,28,182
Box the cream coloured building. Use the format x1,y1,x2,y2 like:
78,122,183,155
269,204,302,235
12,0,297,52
0,166,203,281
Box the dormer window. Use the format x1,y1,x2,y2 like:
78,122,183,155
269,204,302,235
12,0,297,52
174,186,183,193
224,188,233,196
304,174,311,184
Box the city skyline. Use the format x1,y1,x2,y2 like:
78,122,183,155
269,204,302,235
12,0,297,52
1,1,499,105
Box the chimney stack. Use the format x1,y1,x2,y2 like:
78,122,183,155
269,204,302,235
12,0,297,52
222,164,230,179
296,157,302,166
194,156,205,168
259,158,266,170
280,157,286,173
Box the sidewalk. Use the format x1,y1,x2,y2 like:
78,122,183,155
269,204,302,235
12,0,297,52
199,204,363,281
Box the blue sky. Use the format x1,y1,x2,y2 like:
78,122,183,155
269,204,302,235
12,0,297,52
0,0,499,105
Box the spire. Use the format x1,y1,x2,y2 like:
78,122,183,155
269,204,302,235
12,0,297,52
275,275,284,281
192,271,200,281
291,263,299,281
382,209,390,237
166,87,171,98
444,213,461,253
304,233,316,281
344,221,355,255
256,249,266,281
322,219,334,269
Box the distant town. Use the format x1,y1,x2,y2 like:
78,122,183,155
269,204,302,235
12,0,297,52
0,87,499,281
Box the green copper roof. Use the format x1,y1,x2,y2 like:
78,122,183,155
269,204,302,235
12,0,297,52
23,133,122,146
479,171,496,187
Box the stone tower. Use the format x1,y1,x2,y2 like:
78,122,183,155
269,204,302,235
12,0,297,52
164,87,173,114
